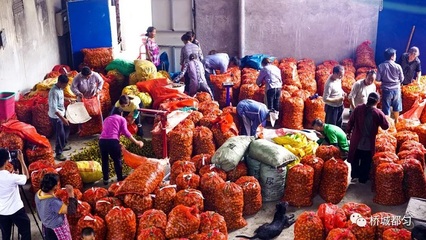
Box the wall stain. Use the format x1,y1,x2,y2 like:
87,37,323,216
35,0,49,35
12,0,26,44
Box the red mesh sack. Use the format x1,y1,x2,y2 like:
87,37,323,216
222,106,240,133
396,158,426,198
170,161,196,185
371,152,399,191
347,219,375,240
26,145,54,164
137,209,167,234
398,149,425,170
193,126,216,156
190,154,212,173
76,214,106,240
187,111,204,125
315,145,340,161
395,130,419,150
82,187,109,208
211,113,239,147
30,168,58,193
317,203,347,234
199,211,228,237
123,194,153,215
294,211,324,240
383,228,411,240
200,172,225,211
280,62,302,89
374,163,406,205
396,119,419,132
28,160,54,175
304,96,326,129
402,83,422,114
107,181,124,196
165,205,200,239
253,85,266,103
235,176,262,216
319,158,348,204
299,72,317,95
68,200,92,239
54,188,82,204
0,132,24,150
342,75,356,108
198,100,220,116
315,69,330,96
168,127,193,164
79,115,103,137
399,139,426,153
175,172,200,191
199,165,227,181
174,189,204,212
292,89,311,100
115,160,165,196
341,202,372,218
189,230,226,240
81,47,113,70
151,123,164,158
283,164,314,207
57,160,83,190
31,102,53,137
226,161,248,182
414,124,426,148
375,135,397,153
105,206,137,240
210,73,233,108
95,197,122,218
195,92,212,103
15,97,34,124
282,84,300,95
300,155,324,196
373,212,403,239
153,185,176,214
137,227,165,240
214,181,246,231
298,58,316,71
238,84,258,101
281,97,304,130
355,40,376,68
325,228,356,240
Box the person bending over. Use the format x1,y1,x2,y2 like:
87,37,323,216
312,118,349,158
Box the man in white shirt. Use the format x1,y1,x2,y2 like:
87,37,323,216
348,69,377,114
0,148,31,240
323,65,346,128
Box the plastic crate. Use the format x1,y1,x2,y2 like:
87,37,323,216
0,92,15,121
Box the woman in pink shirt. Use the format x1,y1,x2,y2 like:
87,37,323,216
99,108,144,185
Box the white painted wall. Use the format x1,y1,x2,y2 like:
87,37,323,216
0,0,62,96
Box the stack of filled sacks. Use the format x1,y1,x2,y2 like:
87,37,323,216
341,58,356,108
209,66,242,108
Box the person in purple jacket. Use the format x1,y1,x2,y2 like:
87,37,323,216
346,92,389,184
99,108,144,185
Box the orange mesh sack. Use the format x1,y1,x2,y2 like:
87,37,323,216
57,161,83,190
238,84,258,101
76,214,106,240
107,181,123,196
281,97,304,130
214,181,246,231
299,72,317,95
168,127,193,163
28,160,54,175
26,145,54,164
187,111,204,125
371,152,399,192
304,96,325,128
226,161,248,182
222,106,240,132
211,113,239,147
399,139,426,153
294,211,325,240
373,212,403,239
151,122,164,158
195,92,212,103
115,159,165,196
300,155,324,196
82,187,109,208
81,47,113,70
95,197,122,218
326,228,356,240
199,211,228,238
54,188,82,205
375,134,397,153
374,163,406,205
395,130,419,150
165,205,200,239
315,145,340,161
199,172,225,211
170,161,196,185
319,158,348,204
396,158,426,198
317,203,347,234
341,202,372,218
30,168,58,193
105,206,137,240
193,126,216,156
383,228,411,240
190,154,212,173
153,185,176,214
123,194,153,216
315,69,330,96
210,73,233,108
398,149,425,170
354,40,376,68
347,219,375,240
137,227,165,240
137,209,167,235
174,189,204,212
235,176,262,216
32,102,53,137
175,173,200,191
414,124,426,147
283,164,314,207
199,164,227,181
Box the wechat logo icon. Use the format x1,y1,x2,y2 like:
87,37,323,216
350,213,367,227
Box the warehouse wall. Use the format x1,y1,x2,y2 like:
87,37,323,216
0,0,62,95
196,0,381,64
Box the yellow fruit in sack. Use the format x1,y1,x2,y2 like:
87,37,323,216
138,92,152,108
129,72,141,85
122,85,140,96
35,77,57,91
76,161,103,183
158,70,171,80
134,59,157,80
147,72,165,80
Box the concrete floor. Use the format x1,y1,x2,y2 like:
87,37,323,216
20,113,409,240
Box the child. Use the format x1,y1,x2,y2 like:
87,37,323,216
81,227,95,240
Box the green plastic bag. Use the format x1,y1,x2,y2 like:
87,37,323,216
106,59,135,76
